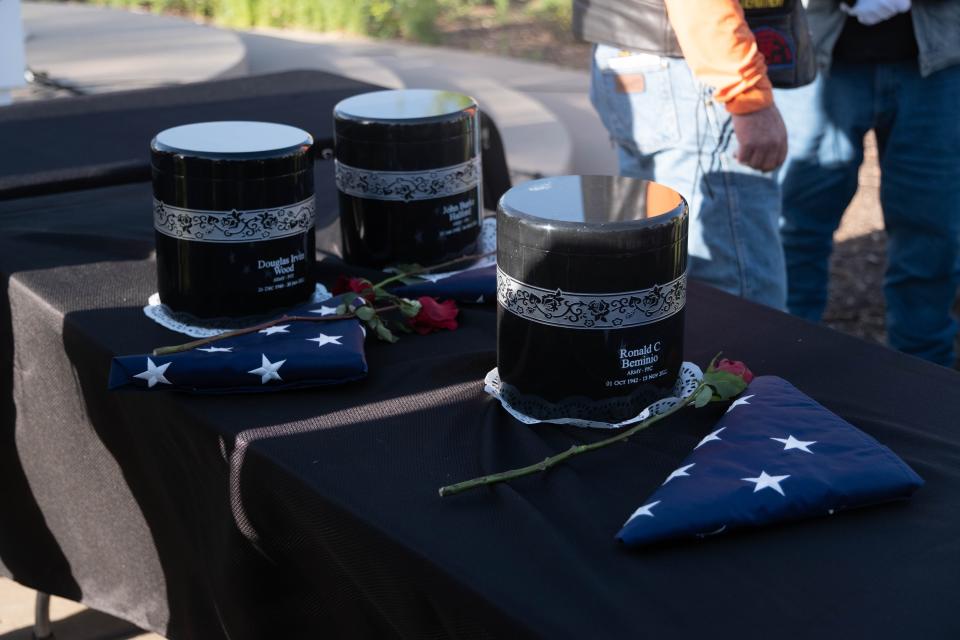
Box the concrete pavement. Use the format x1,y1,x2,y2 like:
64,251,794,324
238,28,617,178
15,2,616,178
20,2,247,95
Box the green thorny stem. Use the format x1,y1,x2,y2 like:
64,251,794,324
151,251,495,356
438,380,709,497
374,251,495,290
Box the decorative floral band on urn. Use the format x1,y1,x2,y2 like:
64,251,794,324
334,157,481,203
153,196,315,243
496,267,686,330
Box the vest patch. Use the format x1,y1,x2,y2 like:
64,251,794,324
753,26,795,69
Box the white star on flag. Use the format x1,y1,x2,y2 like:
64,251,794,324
306,334,343,348
134,358,172,388
742,471,790,496
196,346,233,353
771,435,817,453
309,306,338,316
248,354,285,384
695,427,725,449
726,394,755,413
259,325,290,336
626,500,661,524
662,463,695,485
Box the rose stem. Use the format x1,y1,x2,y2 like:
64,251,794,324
152,305,400,356
437,382,706,498
153,251,494,356
374,250,496,289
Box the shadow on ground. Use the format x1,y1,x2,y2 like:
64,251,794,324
0,607,147,640
826,228,960,370
824,229,887,345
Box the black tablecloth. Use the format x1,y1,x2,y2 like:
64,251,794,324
2,171,960,639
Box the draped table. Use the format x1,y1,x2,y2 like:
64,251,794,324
1,68,958,640
2,171,959,639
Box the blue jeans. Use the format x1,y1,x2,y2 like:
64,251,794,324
589,45,787,310
777,60,960,366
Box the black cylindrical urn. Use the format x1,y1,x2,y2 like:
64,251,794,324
151,121,316,318
334,89,482,268
497,175,689,423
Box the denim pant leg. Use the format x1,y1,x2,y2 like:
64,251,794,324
776,66,872,322
877,63,960,366
590,46,786,309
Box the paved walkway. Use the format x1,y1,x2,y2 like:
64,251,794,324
20,2,246,95
15,2,616,178
238,28,617,177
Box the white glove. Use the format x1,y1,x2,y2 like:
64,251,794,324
840,0,911,26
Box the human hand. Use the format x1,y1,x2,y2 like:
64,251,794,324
731,104,788,173
840,0,911,26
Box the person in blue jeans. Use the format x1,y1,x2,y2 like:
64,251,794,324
777,0,960,366
576,0,790,310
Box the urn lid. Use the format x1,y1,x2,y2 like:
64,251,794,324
497,175,688,254
334,89,478,144
151,121,314,180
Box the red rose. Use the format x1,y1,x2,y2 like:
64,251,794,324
715,359,754,384
407,297,459,335
333,276,375,302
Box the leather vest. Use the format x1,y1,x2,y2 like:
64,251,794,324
573,0,816,88
806,0,960,78
573,0,683,58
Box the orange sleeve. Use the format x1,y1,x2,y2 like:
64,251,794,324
663,0,773,115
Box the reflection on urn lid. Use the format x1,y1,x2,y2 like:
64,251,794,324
497,175,688,254
334,89,478,144
335,89,476,122
151,121,314,180
152,121,312,157
500,175,684,224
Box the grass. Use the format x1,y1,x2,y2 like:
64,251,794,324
70,0,570,44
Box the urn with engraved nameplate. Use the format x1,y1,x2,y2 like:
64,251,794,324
151,121,316,318
334,89,482,268
497,175,688,423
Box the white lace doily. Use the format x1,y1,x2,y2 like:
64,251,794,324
144,284,333,338
484,362,704,429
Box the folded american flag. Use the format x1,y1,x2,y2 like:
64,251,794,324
109,266,496,393
109,296,368,393
617,376,924,547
